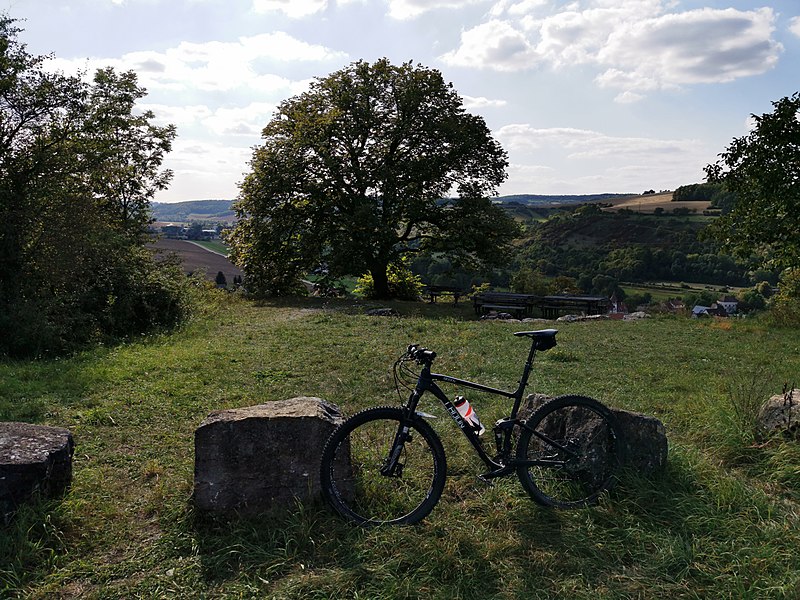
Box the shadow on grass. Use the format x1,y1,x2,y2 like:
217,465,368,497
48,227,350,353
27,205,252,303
0,351,110,423
0,497,70,593
185,447,800,597
251,296,484,322
188,499,506,598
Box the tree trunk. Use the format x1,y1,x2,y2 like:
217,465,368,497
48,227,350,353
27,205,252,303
370,263,391,299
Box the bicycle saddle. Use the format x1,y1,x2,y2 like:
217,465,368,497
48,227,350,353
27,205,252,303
513,329,558,351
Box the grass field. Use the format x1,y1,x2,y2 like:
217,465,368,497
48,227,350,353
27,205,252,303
621,281,740,303
3,296,800,598
189,240,230,256
602,192,712,215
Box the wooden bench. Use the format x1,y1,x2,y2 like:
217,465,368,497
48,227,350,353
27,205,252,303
424,285,467,304
472,292,539,317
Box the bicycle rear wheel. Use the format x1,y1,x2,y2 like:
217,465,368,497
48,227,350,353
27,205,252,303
320,406,447,525
516,395,625,508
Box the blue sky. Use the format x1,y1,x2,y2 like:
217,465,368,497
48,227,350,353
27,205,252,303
3,0,799,202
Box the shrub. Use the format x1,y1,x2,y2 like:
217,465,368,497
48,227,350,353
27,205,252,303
354,258,423,301
769,268,800,326
0,243,195,358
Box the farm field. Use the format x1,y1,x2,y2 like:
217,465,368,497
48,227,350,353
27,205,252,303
150,238,241,283
602,192,712,214
190,240,230,256
621,281,743,303
3,297,800,598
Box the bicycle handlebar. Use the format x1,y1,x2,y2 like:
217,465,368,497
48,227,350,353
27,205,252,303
406,344,436,364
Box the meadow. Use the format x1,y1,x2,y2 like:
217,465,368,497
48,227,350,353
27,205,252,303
602,192,712,215
2,296,800,598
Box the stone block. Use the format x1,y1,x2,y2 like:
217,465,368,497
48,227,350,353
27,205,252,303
521,394,668,475
194,397,344,515
0,422,74,522
757,389,800,437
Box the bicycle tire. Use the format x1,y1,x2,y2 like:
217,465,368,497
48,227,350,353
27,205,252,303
320,406,447,525
516,395,625,508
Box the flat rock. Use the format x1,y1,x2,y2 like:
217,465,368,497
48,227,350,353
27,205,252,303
757,390,800,437
0,422,74,520
521,394,668,475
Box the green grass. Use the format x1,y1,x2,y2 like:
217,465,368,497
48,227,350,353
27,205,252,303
3,297,800,598
190,240,229,256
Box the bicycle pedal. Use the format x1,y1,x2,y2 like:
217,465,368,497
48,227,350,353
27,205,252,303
476,474,495,487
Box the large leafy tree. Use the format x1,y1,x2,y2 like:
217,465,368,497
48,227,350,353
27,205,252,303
0,17,185,356
81,67,176,236
228,58,518,298
705,93,800,271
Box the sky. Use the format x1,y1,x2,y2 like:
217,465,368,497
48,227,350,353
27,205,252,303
3,0,799,202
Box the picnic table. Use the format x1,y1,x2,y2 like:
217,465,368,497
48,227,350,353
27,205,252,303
424,285,467,304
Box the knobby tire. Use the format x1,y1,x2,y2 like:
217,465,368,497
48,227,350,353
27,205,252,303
320,406,447,526
516,395,625,508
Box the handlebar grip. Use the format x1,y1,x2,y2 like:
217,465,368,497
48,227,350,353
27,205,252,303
417,349,436,363
406,345,436,363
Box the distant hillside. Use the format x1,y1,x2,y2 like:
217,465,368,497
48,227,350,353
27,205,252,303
496,193,635,206
516,208,755,287
151,199,235,223
151,194,634,223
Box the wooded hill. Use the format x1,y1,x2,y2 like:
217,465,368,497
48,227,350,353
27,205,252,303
150,193,636,224
151,199,236,223
513,204,770,290
152,193,767,293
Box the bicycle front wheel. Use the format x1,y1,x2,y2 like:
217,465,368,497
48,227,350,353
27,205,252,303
516,395,625,508
320,406,447,525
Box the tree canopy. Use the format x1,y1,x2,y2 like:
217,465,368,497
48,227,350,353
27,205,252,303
0,17,188,357
705,92,800,271
228,58,519,298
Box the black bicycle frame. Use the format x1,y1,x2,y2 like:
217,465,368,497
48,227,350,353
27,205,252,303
403,338,542,477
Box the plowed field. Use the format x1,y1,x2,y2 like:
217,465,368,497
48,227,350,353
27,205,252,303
150,239,242,283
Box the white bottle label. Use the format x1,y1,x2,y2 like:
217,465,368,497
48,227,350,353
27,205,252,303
454,396,486,435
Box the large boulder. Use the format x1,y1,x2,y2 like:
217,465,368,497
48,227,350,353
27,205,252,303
521,394,668,476
757,389,800,437
194,397,345,515
0,422,74,522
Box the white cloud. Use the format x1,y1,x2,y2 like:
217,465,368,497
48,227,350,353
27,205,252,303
440,20,539,71
489,0,552,18
789,16,800,38
205,102,278,137
388,0,488,20
496,123,699,158
494,122,709,194
47,32,344,94
163,139,253,200
140,101,278,138
138,104,214,127
253,0,488,21
613,90,645,104
252,0,328,18
496,125,596,151
597,7,782,92
461,94,507,109
442,2,782,100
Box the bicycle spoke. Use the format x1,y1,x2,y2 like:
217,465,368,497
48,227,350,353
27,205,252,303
321,407,447,525
517,396,624,508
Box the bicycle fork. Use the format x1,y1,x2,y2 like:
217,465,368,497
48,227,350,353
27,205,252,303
379,390,424,477
380,421,413,477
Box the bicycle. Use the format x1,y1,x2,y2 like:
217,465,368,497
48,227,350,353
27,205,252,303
319,329,625,525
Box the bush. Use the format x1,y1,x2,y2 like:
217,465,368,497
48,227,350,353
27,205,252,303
0,242,195,358
354,259,423,301
769,268,800,326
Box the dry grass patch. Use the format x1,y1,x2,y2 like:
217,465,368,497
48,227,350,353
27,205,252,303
603,192,711,214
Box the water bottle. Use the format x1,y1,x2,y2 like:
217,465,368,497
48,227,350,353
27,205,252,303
454,396,485,435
